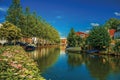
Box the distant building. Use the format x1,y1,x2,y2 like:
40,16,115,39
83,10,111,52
114,26,120,39
21,38,33,44
108,29,116,38
76,32,89,38
60,38,67,46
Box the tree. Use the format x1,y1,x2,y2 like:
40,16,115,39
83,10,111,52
5,0,60,44
104,18,120,30
87,26,111,50
6,0,23,27
0,22,22,42
67,28,76,47
67,28,82,47
113,41,120,55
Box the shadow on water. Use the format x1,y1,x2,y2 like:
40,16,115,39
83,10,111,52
27,47,60,72
67,53,83,67
67,52,120,80
88,55,120,80
27,46,120,80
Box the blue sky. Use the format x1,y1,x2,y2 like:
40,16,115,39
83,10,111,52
0,0,120,38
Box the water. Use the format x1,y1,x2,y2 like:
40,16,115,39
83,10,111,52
28,46,120,80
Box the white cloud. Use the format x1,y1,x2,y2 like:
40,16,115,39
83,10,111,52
90,23,99,27
114,12,120,16
85,30,90,33
0,7,8,12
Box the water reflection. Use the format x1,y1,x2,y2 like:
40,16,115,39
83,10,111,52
28,46,120,80
86,55,111,80
67,52,120,80
28,47,60,72
67,53,83,67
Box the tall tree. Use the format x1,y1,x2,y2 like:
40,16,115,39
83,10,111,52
104,18,120,30
0,22,22,42
67,28,76,47
87,26,111,50
6,0,23,26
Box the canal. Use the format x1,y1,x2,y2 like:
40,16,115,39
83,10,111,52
28,46,120,80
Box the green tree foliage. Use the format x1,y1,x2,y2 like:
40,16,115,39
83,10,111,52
67,28,82,47
104,18,120,30
87,26,111,50
6,0,60,44
0,22,22,42
6,0,24,26
67,28,76,47
113,41,120,54
23,8,60,43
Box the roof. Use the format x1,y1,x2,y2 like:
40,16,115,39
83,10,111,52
76,32,88,36
109,29,116,37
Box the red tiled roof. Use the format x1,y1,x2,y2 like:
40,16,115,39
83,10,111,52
76,32,89,37
109,29,116,37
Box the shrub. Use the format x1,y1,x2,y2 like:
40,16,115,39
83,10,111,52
0,46,45,80
113,41,120,54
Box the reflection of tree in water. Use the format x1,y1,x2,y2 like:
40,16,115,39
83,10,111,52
67,53,83,67
28,47,60,72
106,56,120,73
86,55,111,80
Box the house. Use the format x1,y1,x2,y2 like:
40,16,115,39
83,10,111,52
76,32,89,38
114,26,120,39
60,38,67,46
21,38,33,44
108,29,116,38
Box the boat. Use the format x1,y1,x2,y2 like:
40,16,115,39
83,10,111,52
25,44,36,51
86,49,99,54
65,47,81,53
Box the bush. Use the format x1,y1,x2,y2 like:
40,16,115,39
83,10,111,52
0,47,7,54
0,46,45,80
113,41,120,54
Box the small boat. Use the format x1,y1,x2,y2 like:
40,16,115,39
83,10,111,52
86,49,99,54
25,44,36,51
65,47,81,53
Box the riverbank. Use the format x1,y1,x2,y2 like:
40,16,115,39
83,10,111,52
0,46,45,80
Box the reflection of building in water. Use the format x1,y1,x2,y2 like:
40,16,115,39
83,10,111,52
60,46,66,54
